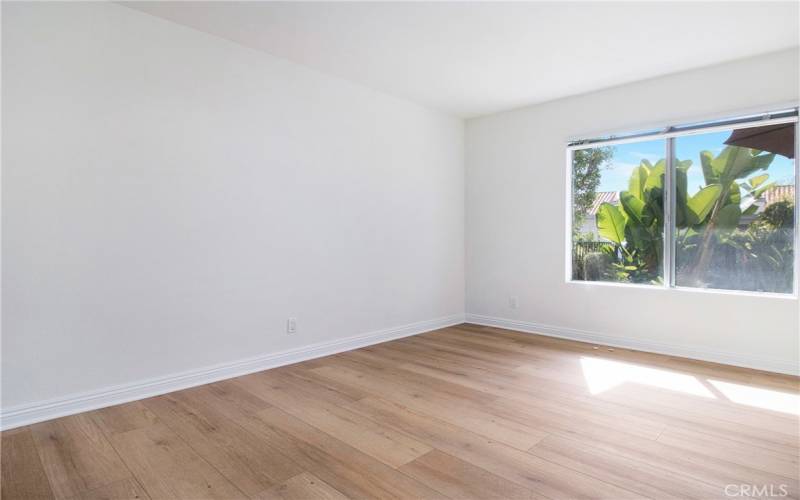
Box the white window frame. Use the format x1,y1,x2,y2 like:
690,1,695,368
565,107,800,298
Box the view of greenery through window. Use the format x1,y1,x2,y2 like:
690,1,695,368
571,122,796,294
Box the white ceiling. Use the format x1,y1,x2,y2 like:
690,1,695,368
124,2,799,118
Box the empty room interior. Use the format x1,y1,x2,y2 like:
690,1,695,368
2,1,800,499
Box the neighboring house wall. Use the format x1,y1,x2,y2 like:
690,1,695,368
2,3,465,417
577,219,599,239
466,48,799,374
578,191,619,239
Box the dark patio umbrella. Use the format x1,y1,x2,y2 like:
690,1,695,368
724,122,795,158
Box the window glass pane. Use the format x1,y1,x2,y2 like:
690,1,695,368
572,139,665,284
674,123,796,293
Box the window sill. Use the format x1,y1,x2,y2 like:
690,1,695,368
565,279,798,300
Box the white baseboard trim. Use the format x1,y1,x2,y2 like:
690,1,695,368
465,313,799,376
1,314,465,430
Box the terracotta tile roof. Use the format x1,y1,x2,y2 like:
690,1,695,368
761,185,794,207
587,191,619,215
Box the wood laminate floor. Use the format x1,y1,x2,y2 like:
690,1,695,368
2,324,799,499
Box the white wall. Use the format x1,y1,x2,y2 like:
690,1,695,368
2,2,464,412
4,2,797,426
466,49,800,374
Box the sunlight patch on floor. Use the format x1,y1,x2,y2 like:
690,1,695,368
708,379,800,415
580,356,715,398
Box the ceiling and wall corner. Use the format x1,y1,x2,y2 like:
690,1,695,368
123,1,799,118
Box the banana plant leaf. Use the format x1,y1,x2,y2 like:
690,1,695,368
707,146,774,186
727,182,741,205
644,160,665,193
628,166,649,201
700,151,719,185
687,185,722,224
751,181,777,199
596,203,627,245
748,173,769,189
715,204,742,232
620,191,646,226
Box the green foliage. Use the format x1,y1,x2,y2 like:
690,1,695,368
590,145,789,291
725,202,795,293
596,203,626,244
676,146,778,287
758,200,794,229
701,147,775,186
715,204,742,232
572,147,614,235
748,174,769,189
593,160,665,283
686,185,721,225
583,251,612,281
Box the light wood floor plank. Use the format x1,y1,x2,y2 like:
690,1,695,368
108,423,247,499
542,424,800,498
1,428,56,500
202,379,275,419
511,362,800,454
235,406,448,499
252,472,348,500
272,365,370,403
29,414,132,499
243,368,362,408
142,388,302,496
63,478,150,500
310,362,548,451
348,397,640,499
398,449,537,499
656,425,799,480
395,358,666,440
234,370,432,468
3,324,798,499
88,401,160,437
528,434,726,499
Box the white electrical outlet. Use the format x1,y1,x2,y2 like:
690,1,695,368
287,317,297,334
509,296,519,309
